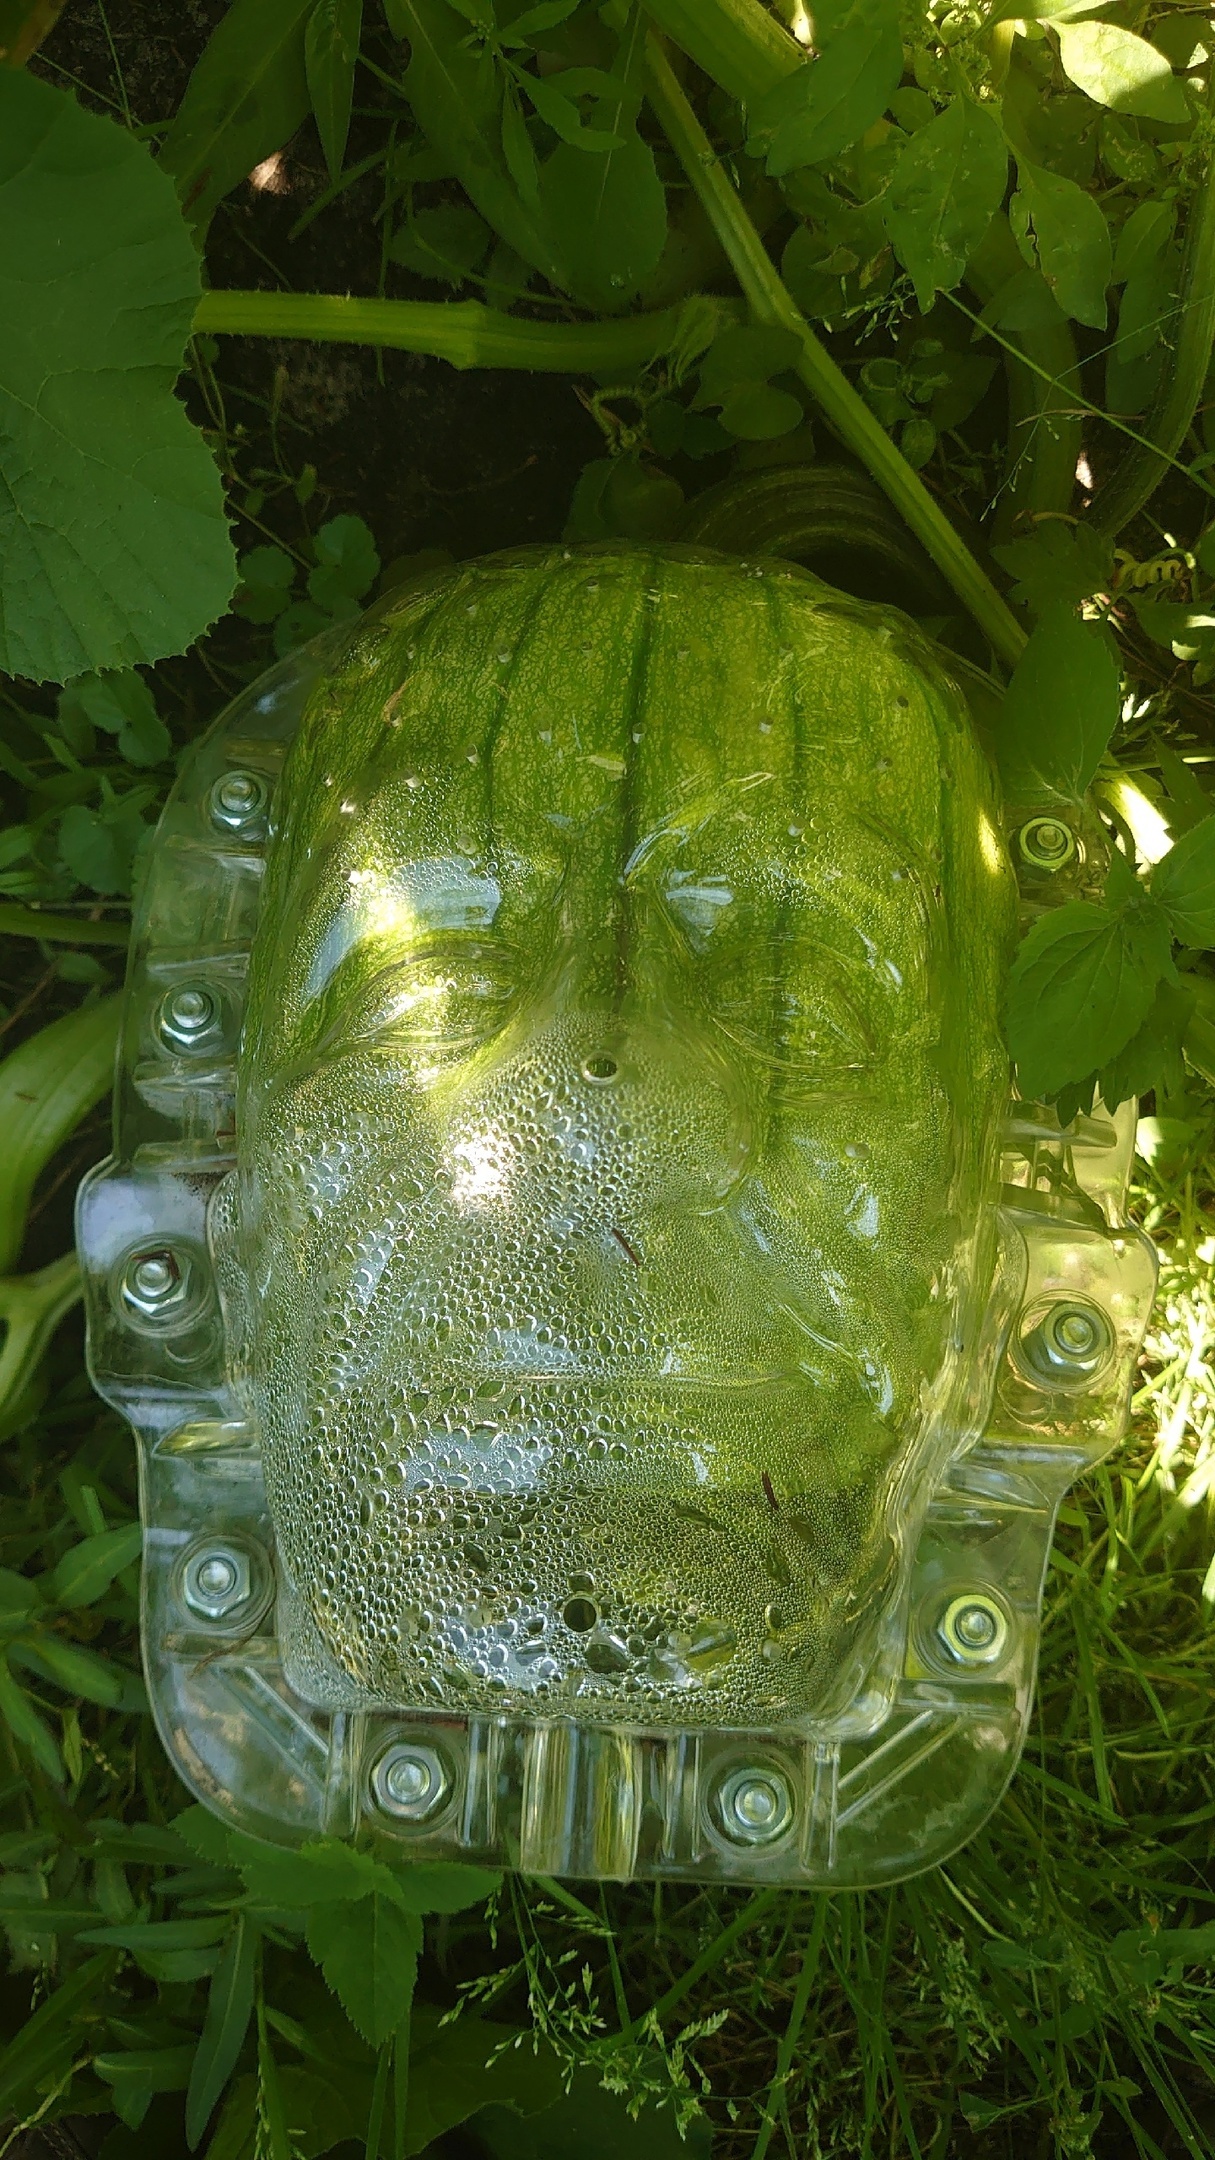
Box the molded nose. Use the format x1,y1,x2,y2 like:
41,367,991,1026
448,1010,752,1214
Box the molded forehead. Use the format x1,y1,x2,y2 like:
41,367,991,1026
245,545,1014,1110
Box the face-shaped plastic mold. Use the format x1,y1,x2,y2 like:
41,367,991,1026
78,547,1157,1884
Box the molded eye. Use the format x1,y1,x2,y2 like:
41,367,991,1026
318,943,517,1056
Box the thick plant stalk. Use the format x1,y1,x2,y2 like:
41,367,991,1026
642,0,1086,550
1086,127,1215,539
643,37,1027,668
194,289,727,374
639,0,800,104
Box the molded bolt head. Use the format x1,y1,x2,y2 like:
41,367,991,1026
182,1543,251,1621
157,984,218,1052
209,770,268,834
1021,1298,1114,1386
938,1592,1009,1667
717,1765,793,1846
120,1247,191,1322
1018,816,1077,872
370,1742,450,1822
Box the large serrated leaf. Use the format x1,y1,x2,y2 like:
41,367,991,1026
0,73,234,684
306,1891,421,2047
1005,900,1169,1099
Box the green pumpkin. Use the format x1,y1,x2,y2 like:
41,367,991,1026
235,544,1016,1725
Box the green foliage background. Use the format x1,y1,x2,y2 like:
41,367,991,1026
1,0,1215,2152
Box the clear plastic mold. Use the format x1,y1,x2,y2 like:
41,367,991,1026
78,550,1157,1884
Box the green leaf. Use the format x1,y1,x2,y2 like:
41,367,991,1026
11,1636,142,1710
538,10,666,314
185,1914,257,2149
306,0,362,182
1112,199,1175,285
81,1916,229,1950
745,0,903,177
1152,817,1215,946
237,1838,404,1910
695,325,803,403
1005,901,1169,1099
0,1952,116,2121
306,1891,421,2047
390,1862,502,1914
996,604,1121,805
1098,977,1193,1109
992,524,1114,615
472,2066,714,2159
158,0,313,231
309,514,381,605
501,82,540,204
1131,596,1215,678
47,1522,142,1608
719,383,804,439
0,72,235,684
235,547,298,625
57,673,171,769
0,995,120,1274
388,202,493,284
1056,22,1190,125
519,67,624,151
882,96,1008,310
389,0,564,284
1012,161,1111,329
0,1663,63,1782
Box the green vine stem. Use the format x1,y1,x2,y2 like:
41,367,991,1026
638,0,800,105
965,216,1083,540
0,904,129,948
193,289,729,375
642,37,1027,668
639,0,1082,547
1086,114,1215,540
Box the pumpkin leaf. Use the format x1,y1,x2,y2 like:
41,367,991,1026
1006,900,1172,1100
306,0,363,182
158,0,313,230
0,71,234,684
745,0,903,178
1011,162,1111,329
882,96,1008,309
1056,22,1190,126
996,605,1122,805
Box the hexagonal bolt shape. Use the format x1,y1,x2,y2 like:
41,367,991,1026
181,1543,252,1621
1018,1298,1115,1390
937,1592,1009,1668
156,983,221,1054
208,770,269,836
119,1247,195,1325
1017,816,1078,873
369,1741,451,1823
715,1764,794,1847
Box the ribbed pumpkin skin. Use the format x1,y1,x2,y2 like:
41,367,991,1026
235,546,1016,1726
